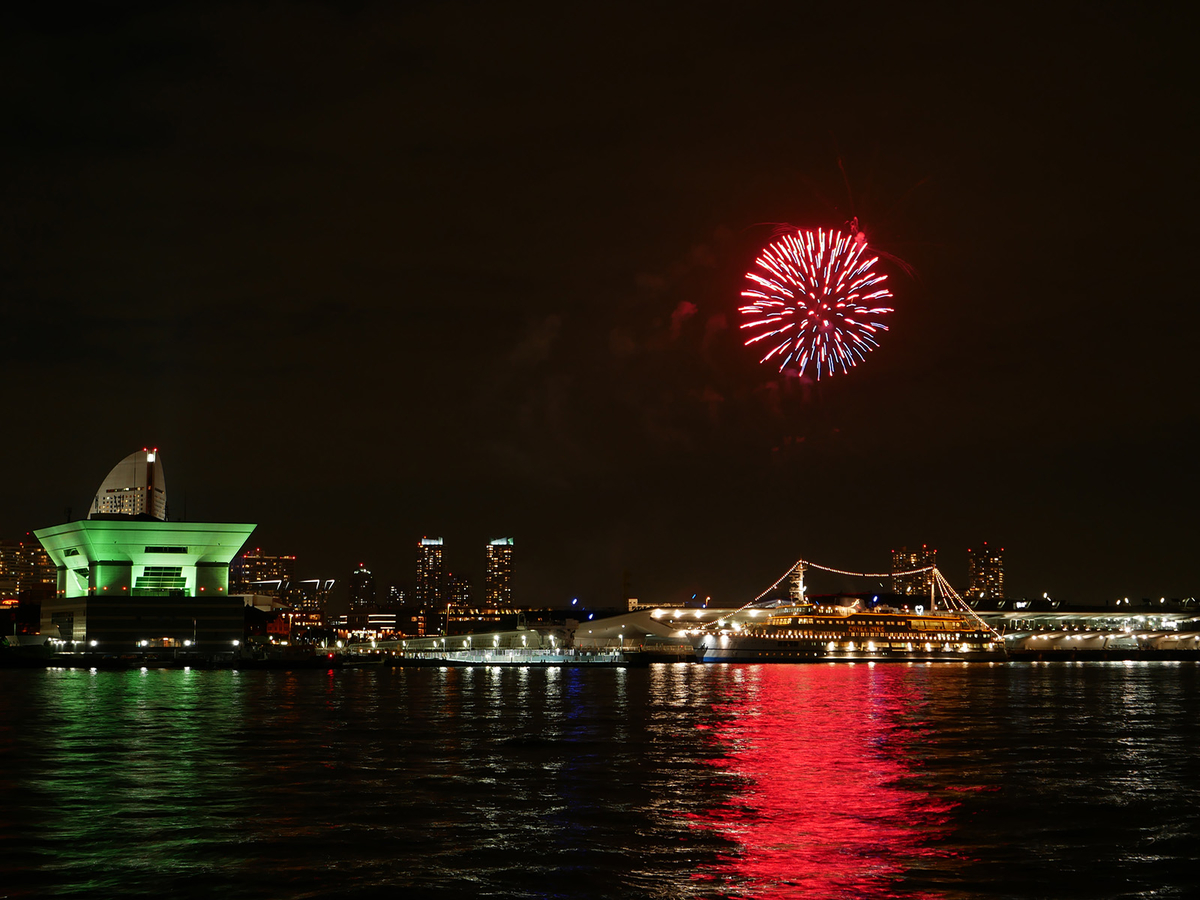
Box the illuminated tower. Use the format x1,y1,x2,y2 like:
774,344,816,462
349,564,376,609
416,537,443,609
485,538,514,607
891,545,936,596
967,543,1004,600
90,448,166,519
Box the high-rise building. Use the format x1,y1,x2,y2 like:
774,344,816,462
284,578,335,614
891,545,936,596
485,538,514,607
230,549,296,593
787,562,806,603
0,536,57,600
89,448,167,520
349,564,376,609
446,572,471,608
416,537,443,608
967,543,1004,600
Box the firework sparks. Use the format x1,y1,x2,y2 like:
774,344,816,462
740,228,893,379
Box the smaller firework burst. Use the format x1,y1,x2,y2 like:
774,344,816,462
740,228,893,379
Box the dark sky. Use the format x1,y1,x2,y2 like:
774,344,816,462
2,1,1195,606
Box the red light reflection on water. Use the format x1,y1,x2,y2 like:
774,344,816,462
689,665,962,899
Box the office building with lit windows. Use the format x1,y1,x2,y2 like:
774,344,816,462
967,543,1005,600
283,578,335,614
416,537,443,608
891,545,936,596
33,450,255,652
446,572,471,607
787,562,805,603
230,549,296,593
485,538,514,607
0,537,56,600
349,564,376,609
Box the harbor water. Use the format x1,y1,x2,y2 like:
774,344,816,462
1,662,1197,898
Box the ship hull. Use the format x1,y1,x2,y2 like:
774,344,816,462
693,643,1007,663
692,632,1007,664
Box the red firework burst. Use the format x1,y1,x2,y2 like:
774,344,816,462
740,228,893,379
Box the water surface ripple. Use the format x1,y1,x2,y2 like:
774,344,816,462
1,662,1195,898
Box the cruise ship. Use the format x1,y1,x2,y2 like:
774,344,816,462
691,596,1007,663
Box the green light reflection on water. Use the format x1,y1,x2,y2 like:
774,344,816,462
27,668,249,895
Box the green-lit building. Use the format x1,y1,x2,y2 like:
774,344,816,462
35,519,256,652
33,450,255,653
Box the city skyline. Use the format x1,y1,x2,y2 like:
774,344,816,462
1,4,1193,607
143,526,1032,611
0,455,1180,608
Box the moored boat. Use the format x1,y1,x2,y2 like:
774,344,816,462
691,561,1007,663
692,599,1006,662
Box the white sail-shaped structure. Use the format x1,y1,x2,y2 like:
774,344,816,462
89,448,166,520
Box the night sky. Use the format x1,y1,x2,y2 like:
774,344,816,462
3,2,1194,606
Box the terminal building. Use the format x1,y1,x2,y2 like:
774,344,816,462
34,450,255,655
